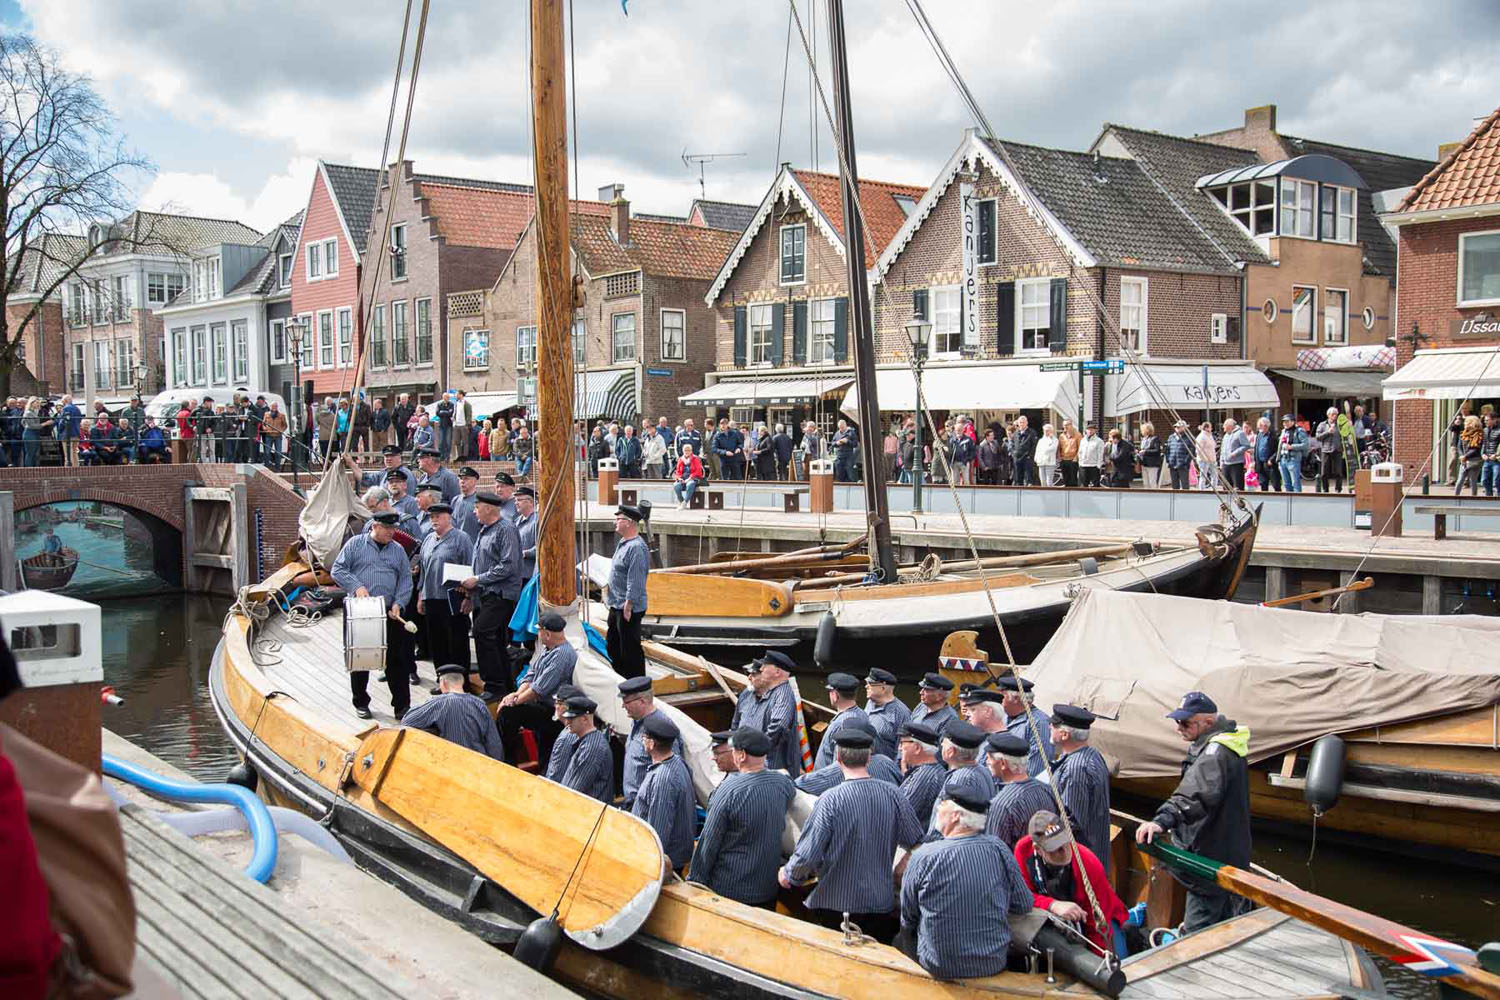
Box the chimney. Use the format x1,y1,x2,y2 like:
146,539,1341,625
1438,141,1463,162
1244,104,1277,133
597,182,623,203
609,186,630,245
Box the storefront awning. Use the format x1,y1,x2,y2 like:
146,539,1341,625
679,373,853,408
575,369,635,421
423,391,518,421
1104,363,1279,416
839,362,1080,419
1270,368,1387,397
1383,347,1500,401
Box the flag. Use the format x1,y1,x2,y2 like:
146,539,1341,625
621,0,628,14
508,570,539,643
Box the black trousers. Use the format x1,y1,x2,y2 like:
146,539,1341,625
1254,456,1280,491
350,618,412,714
607,605,645,678
425,599,471,673
1169,464,1191,490
1318,453,1344,493
1081,467,1101,487
499,701,562,771
1223,463,1246,490
1060,460,1079,487
473,593,517,695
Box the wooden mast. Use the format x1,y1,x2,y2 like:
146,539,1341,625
825,0,897,586
531,0,576,613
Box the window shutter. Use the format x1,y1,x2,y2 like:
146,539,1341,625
1049,278,1068,352
833,297,849,363
912,288,929,321
733,305,747,368
996,281,1015,356
792,300,808,365
1227,315,1241,344
770,303,785,366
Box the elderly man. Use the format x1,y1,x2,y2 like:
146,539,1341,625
863,668,909,760
498,612,576,770
1135,691,1252,933
671,443,704,508
1019,811,1128,951
779,728,923,942
412,483,442,540
796,718,902,794
363,443,413,489
898,787,1035,980
897,720,948,829
985,732,1054,849
994,675,1053,777
1315,406,1345,493
606,504,650,679
558,696,613,802
361,485,418,541
416,446,460,503
813,672,869,770
384,466,422,521
933,722,995,832
453,466,482,539
618,675,685,808
829,418,857,483
910,672,957,736
1051,704,1113,874
730,650,800,775
492,472,519,522
631,712,697,872
331,511,415,721
1165,418,1195,490
709,730,738,775
514,486,538,580
1010,415,1038,486
400,664,504,760
416,501,474,680
543,684,583,783
463,491,523,701
690,727,797,907
1219,419,1249,491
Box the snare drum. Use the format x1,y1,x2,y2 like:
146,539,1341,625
344,594,388,673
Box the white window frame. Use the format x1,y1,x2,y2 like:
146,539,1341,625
172,327,188,384
930,285,962,357
389,224,408,281
232,319,249,382
747,303,773,365
323,239,338,278
114,339,134,390
392,300,409,366
306,242,321,281
317,309,334,368
269,319,286,365
1210,313,1228,345
297,312,314,369
278,253,293,288
809,297,837,364
778,224,806,286
337,307,353,367
1322,287,1349,347
572,318,586,365
111,274,131,321
1016,277,1052,354
71,342,85,389
1457,229,1500,308
1320,185,1357,245
147,272,167,306
463,328,491,371
208,257,221,299
1280,178,1317,240
659,308,686,362
516,325,537,369
91,279,105,325
1119,276,1148,354
211,322,228,384
612,312,637,364
93,340,112,389
69,283,86,325
369,305,386,369
414,297,432,366
1290,285,1317,345
191,325,207,385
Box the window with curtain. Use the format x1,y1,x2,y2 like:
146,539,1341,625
232,320,249,381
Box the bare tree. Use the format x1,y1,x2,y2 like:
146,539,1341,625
0,32,153,400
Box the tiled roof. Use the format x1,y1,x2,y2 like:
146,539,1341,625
1098,126,1269,267
419,182,609,251
635,212,688,224
105,211,263,255
322,163,381,254
1397,106,1500,215
570,213,738,280
412,173,532,194
790,169,927,267
5,232,87,297
1282,134,1433,276
690,198,758,233
984,138,1244,275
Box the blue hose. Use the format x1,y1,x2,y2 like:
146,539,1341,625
102,753,279,883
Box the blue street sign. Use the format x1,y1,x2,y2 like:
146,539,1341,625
1080,359,1125,374
646,368,672,377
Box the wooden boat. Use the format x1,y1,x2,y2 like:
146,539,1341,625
21,547,80,590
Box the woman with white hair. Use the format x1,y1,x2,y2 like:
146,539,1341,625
1194,422,1217,489
20,397,51,467
1035,424,1059,487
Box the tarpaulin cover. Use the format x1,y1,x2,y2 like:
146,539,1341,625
1027,589,1500,779
297,468,369,570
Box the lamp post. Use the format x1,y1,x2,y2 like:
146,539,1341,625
286,316,307,493
904,314,932,514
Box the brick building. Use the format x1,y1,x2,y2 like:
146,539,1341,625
1381,105,1500,482
460,187,736,427
5,232,84,395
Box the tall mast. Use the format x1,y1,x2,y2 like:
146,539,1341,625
825,0,897,586
531,0,576,612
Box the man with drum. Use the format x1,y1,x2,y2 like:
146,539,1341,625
332,510,416,721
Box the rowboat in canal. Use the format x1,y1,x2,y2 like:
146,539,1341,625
21,547,80,590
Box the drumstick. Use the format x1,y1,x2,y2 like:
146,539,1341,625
391,611,419,634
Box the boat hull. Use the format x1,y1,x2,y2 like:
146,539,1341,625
21,548,79,590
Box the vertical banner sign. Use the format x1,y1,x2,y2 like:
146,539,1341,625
960,180,979,352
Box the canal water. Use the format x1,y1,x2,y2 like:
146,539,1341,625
102,597,1499,998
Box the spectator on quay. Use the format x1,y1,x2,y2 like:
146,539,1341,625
1219,419,1249,491
434,391,456,460
117,418,138,463
411,410,435,454
770,422,793,480
754,423,776,481
1165,419,1194,490
899,428,919,484
315,398,336,462
490,418,508,460
138,417,169,463
351,392,372,455
334,398,351,455
1056,420,1081,487
58,394,82,466
513,426,534,478
977,428,1003,485
587,425,610,476
1482,411,1500,497
882,423,900,482
478,419,493,460
1314,407,1344,493
1077,424,1105,487
90,411,121,465
453,390,472,461
1009,416,1038,486
1106,428,1135,488
120,395,147,457
176,399,195,455
21,397,52,466
1253,417,1279,492
1,396,21,466
392,393,414,450
616,424,643,477
643,425,667,479
672,444,705,508
193,396,216,462
371,397,392,450
830,419,858,483
1138,422,1164,489
1456,413,1484,496
262,402,287,470
77,418,96,465
1277,414,1309,493
214,405,234,461
250,395,270,463
951,422,976,485
654,417,674,474
1194,422,1218,490
1035,424,1059,488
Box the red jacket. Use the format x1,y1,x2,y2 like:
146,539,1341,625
1014,835,1128,948
674,454,703,480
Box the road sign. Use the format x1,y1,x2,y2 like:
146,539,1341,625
646,368,673,377
1040,361,1080,371
1080,359,1125,374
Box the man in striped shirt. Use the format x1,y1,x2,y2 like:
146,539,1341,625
898,787,1035,980
909,673,957,736
863,668,909,760
897,720,947,829
813,672,869,770
1050,704,1112,875
559,696,613,802
985,731,1055,849
619,676,685,808
543,685,583,783
690,728,796,907
939,722,996,800
995,675,1054,778
779,727,922,943
797,742,902,795
399,664,505,760
498,612,577,772
631,713,696,872
730,651,800,775
709,730,738,774
452,466,482,540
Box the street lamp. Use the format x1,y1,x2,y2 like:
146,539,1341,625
904,314,932,514
286,316,307,493
134,361,148,397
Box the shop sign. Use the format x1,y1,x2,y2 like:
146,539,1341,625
960,180,979,353
1450,315,1500,340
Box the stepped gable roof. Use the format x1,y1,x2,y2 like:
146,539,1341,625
5,232,87,297
322,163,381,255
1397,106,1500,216
689,198,758,233
790,169,927,268
571,213,738,280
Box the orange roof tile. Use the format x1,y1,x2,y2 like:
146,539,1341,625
570,213,738,280
419,183,609,250
1398,106,1500,214
790,169,926,267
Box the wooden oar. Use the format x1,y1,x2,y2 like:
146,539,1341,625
1261,576,1373,609
1139,839,1500,999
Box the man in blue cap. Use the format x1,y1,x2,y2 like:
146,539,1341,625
910,672,957,736
993,674,1053,778
453,466,482,539
690,727,797,908
1135,690,1252,933
730,650,801,776
631,712,697,873
984,731,1054,850
498,612,576,771
464,491,523,701
362,443,413,489
863,667,909,760
1050,704,1112,874
415,447,460,504
814,672,868,769
930,721,994,833
416,501,473,688
400,664,504,760
558,696,613,802
607,504,650,679
897,719,947,829
618,675,684,809
331,510,414,720
544,684,584,783
795,718,902,795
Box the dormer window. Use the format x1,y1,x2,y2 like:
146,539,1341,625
1198,154,1364,246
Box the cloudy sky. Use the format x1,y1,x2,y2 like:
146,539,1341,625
6,0,1498,233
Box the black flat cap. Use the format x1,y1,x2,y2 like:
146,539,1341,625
919,672,955,691
538,611,566,632
618,676,652,696
436,663,467,677
416,483,443,494
943,784,992,813
516,485,537,498
382,444,403,456
900,720,941,744
963,688,1004,705
641,712,679,742
943,720,986,750
494,472,516,486
709,730,733,746
865,668,897,685
553,683,582,702
824,672,859,693
416,447,440,458
475,491,504,506
615,504,644,522
995,674,1035,693
370,511,400,525
730,727,772,756
458,466,480,479
832,727,873,749
751,650,795,673
384,468,409,481
1051,704,1097,730
428,502,452,515
562,695,597,718
985,732,1030,757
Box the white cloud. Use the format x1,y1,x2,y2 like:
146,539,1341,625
139,159,315,233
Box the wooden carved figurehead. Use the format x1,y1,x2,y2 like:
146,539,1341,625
937,630,989,705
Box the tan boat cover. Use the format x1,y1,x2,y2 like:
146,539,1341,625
297,468,369,570
1028,590,1500,779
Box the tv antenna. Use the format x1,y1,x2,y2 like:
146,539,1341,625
681,149,745,199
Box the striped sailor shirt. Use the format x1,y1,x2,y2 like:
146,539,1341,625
929,765,997,833
910,702,958,738
731,681,800,775
623,709,686,807
986,777,1056,849
900,761,947,829
899,833,1034,980
689,769,796,905
813,706,870,770
1054,745,1112,874
399,692,504,761
632,755,697,870
865,698,911,759
795,754,902,796
782,776,922,914
526,642,576,701
544,729,577,783
417,526,474,600
1005,706,1055,778
561,728,613,802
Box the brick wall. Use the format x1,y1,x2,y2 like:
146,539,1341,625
640,273,718,424
290,167,364,396
8,298,65,392
1242,239,1392,370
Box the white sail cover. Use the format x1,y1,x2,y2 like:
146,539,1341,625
1027,590,1500,779
297,468,370,570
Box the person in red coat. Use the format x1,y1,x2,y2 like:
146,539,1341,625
1014,809,1127,950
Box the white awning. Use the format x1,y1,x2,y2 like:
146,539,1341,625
679,373,853,408
1104,363,1279,416
1382,347,1500,401
424,391,518,421
575,369,636,421
1270,368,1387,396
840,362,1080,419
